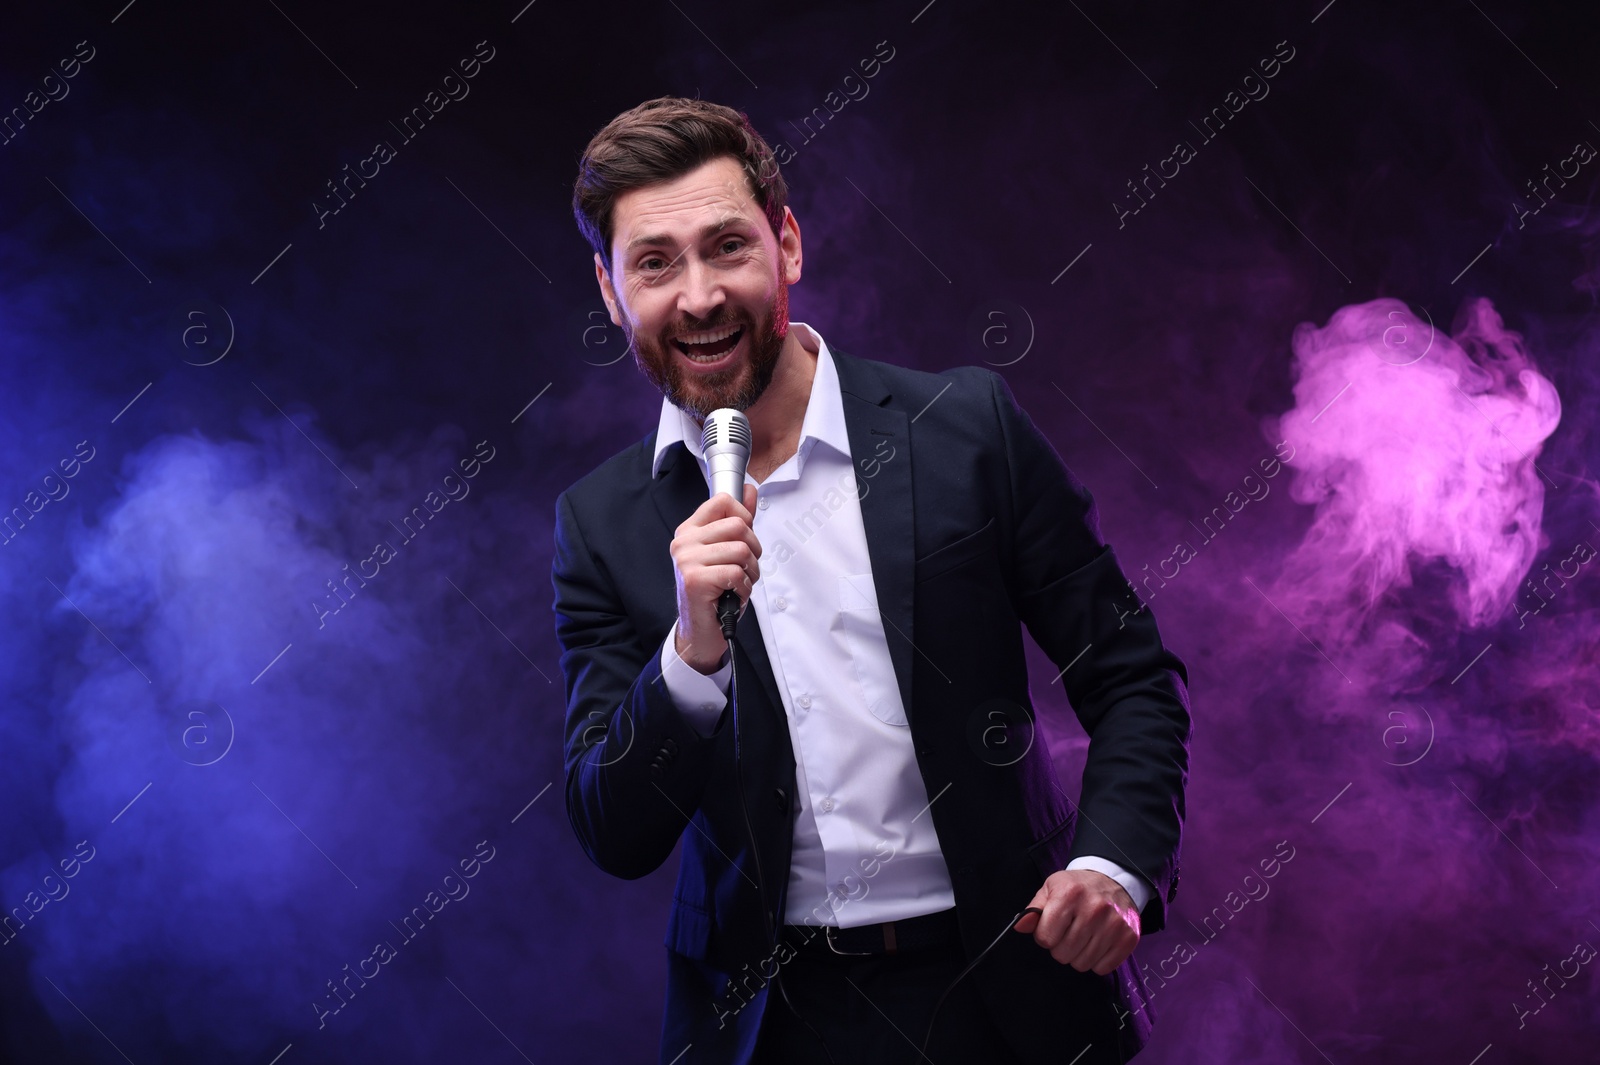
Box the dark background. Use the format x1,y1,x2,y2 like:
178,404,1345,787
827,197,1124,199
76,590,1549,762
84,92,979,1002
1,1,1597,1062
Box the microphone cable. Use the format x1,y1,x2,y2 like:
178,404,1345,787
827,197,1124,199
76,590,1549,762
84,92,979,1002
917,905,1043,1059
718,589,838,1063
714,589,1045,1064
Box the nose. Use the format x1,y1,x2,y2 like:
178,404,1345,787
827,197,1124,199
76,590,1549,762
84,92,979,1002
676,256,725,322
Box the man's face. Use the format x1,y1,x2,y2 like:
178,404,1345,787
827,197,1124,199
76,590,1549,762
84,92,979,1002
595,155,801,422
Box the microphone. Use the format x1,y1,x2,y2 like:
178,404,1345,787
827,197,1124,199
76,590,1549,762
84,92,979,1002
701,408,752,642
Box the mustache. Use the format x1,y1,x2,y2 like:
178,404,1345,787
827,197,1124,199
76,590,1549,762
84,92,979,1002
664,315,747,338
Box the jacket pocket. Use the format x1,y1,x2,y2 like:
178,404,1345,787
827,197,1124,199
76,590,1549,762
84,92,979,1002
663,895,714,961
1024,806,1079,882
913,516,996,584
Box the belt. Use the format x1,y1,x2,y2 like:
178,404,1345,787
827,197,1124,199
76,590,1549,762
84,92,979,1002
781,907,961,959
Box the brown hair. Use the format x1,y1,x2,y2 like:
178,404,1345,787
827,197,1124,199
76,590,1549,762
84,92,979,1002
572,96,788,274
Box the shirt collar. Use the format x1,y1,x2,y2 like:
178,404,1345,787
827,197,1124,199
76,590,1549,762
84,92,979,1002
650,321,848,480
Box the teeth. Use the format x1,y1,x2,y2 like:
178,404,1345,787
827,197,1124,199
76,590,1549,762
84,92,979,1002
676,324,740,345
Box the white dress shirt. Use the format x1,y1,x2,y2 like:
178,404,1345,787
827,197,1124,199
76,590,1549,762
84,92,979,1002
650,322,1150,925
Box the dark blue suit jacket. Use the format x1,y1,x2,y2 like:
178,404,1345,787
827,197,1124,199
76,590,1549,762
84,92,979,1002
552,345,1192,1064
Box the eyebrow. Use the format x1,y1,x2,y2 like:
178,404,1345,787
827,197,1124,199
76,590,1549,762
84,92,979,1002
624,217,751,254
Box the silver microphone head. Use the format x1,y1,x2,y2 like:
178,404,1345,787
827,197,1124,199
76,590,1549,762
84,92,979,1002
702,408,751,502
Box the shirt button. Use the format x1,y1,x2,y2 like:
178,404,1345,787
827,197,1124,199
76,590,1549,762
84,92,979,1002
775,596,787,611
758,496,770,510
798,695,811,709
821,798,834,813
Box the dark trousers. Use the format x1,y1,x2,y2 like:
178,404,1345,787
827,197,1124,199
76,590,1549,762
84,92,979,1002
749,933,1027,1065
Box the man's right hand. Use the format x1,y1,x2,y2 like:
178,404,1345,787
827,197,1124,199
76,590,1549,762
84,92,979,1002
671,483,761,674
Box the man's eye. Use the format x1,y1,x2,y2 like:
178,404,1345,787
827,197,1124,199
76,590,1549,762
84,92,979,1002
719,239,744,255
640,257,666,271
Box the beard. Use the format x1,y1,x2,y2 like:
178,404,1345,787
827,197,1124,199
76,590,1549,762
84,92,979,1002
625,280,790,422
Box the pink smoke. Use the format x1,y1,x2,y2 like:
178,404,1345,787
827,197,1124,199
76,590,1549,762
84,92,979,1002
1264,297,1562,648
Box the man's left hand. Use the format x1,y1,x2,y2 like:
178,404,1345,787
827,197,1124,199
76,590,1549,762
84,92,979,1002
1013,869,1140,974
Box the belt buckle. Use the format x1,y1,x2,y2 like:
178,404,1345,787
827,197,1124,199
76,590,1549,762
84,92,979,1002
825,924,877,957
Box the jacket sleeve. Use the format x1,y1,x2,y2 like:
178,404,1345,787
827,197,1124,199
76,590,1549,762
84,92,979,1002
551,488,731,880
987,370,1192,934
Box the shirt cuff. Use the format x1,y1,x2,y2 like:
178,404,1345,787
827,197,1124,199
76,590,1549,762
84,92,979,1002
1066,856,1152,914
659,626,732,738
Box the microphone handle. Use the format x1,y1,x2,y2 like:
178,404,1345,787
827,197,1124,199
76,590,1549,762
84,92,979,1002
716,588,740,641
709,471,747,641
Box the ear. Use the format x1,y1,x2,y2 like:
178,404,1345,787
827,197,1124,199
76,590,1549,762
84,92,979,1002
594,252,621,326
778,206,802,286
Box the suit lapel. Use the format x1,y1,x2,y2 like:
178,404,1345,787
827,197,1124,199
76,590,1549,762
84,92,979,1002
647,344,917,728
833,348,917,727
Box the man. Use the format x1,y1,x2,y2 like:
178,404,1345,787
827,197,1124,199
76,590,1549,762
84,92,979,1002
553,97,1191,1064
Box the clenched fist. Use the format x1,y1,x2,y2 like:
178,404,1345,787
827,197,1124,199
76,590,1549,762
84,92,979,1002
1013,869,1140,974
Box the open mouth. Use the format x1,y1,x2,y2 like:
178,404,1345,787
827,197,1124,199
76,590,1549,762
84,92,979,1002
672,325,745,367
